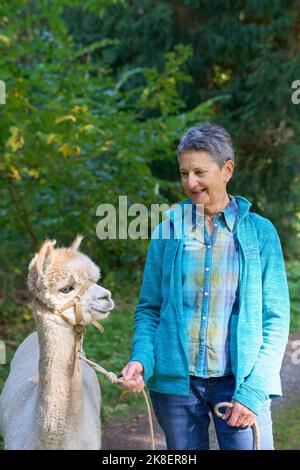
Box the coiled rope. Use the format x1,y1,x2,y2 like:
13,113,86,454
214,402,260,450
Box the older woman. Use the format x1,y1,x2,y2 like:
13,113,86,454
121,123,290,450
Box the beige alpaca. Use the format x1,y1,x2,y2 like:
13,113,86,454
0,236,114,449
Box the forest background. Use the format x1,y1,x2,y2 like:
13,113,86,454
0,0,299,449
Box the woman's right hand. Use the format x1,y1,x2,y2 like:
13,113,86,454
120,361,145,392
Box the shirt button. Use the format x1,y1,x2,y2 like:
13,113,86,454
205,267,210,271
214,223,218,227
204,291,208,296
207,245,212,249
202,316,207,320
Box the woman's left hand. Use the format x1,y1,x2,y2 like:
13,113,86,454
222,400,257,428
119,361,145,393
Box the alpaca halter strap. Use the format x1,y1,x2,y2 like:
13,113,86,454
56,280,93,332
34,280,105,372
35,280,93,326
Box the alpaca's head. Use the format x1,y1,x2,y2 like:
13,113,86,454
27,235,114,324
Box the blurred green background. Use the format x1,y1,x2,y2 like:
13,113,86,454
0,0,299,449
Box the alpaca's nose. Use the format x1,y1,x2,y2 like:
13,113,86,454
97,288,114,309
97,289,111,302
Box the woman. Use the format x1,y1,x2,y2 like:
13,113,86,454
120,123,290,450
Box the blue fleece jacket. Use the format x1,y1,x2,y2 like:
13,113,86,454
129,196,290,415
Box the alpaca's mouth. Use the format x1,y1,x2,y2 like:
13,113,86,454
91,310,111,321
92,300,114,315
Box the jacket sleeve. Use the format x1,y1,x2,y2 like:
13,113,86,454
233,217,290,415
129,225,164,382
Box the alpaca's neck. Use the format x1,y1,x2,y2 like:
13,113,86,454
34,305,83,448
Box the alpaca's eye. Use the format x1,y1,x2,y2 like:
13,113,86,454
59,286,74,294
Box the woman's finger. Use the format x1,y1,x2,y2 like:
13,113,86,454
222,406,233,420
123,364,137,381
122,361,143,381
227,406,240,427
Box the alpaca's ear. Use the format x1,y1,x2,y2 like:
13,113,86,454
70,234,85,251
36,239,56,276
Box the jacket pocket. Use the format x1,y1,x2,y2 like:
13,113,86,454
153,321,187,379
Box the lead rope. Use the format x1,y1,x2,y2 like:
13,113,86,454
214,402,260,450
78,353,155,450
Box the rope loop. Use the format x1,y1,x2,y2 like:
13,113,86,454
106,372,119,384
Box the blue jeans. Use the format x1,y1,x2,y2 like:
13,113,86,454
150,374,274,450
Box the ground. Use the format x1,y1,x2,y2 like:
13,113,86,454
101,332,300,450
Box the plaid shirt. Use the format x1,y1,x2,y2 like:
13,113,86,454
182,196,239,377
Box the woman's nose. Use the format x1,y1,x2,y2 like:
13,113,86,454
186,174,198,189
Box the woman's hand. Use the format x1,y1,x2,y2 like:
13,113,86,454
222,400,257,428
120,361,145,393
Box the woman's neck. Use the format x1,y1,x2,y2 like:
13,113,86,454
204,193,231,218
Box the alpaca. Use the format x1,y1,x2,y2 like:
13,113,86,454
0,236,114,449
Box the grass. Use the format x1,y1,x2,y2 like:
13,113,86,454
0,261,299,449
286,261,300,333
273,402,300,450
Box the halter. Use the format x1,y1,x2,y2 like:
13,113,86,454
34,280,105,372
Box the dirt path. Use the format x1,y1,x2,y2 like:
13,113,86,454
101,332,300,450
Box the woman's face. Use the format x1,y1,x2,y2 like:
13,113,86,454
179,150,234,207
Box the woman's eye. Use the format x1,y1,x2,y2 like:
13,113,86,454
60,286,74,294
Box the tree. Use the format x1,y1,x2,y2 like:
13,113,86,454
0,0,215,312
65,0,300,257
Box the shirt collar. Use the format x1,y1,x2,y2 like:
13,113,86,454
164,195,243,238
217,195,238,232
192,195,238,232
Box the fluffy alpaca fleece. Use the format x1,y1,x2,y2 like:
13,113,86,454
0,236,114,450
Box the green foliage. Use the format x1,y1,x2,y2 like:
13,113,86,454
137,44,193,116
66,0,300,257
0,0,298,334
0,0,298,323
0,0,214,299
0,0,299,451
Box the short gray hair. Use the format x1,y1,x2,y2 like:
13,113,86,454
177,123,234,168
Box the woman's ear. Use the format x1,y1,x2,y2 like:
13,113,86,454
223,160,234,183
